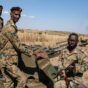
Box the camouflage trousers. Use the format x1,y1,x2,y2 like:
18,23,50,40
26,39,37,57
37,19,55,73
54,80,66,88
0,55,28,88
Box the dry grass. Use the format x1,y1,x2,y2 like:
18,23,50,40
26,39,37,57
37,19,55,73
17,29,88,47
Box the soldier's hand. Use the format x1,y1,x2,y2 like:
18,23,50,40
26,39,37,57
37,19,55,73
33,50,48,59
60,70,66,78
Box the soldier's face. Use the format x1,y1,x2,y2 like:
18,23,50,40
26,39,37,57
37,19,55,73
11,10,21,23
68,35,78,48
0,8,3,16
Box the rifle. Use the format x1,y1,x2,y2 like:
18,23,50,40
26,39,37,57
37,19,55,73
19,43,67,59
58,59,84,87
44,44,67,58
58,59,78,79
65,59,78,77
31,43,67,58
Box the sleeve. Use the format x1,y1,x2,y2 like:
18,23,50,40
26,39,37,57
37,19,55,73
57,50,65,71
78,50,88,72
2,26,33,56
82,57,88,72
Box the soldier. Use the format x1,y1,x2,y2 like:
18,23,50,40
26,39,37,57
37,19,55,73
0,7,33,88
0,5,4,81
1,6,58,88
54,33,88,88
0,5,3,32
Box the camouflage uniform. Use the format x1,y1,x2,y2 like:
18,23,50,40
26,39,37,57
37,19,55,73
1,19,58,88
0,16,3,32
0,19,33,88
55,46,88,88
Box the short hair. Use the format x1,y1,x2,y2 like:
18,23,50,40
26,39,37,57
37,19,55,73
10,7,22,12
0,5,3,9
68,33,78,40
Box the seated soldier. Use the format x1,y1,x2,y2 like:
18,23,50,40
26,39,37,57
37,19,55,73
54,33,88,88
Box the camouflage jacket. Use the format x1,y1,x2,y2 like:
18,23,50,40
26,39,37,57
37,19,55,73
58,46,88,74
0,19,33,59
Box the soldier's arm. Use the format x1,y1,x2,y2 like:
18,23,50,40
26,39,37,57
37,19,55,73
2,26,33,56
58,51,65,71
82,57,88,72
10,34,33,56
79,50,88,72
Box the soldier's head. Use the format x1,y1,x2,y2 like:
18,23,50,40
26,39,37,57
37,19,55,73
68,33,79,50
0,5,3,16
10,7,22,23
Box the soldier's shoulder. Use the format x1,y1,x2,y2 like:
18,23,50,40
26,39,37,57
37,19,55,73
4,20,14,27
5,20,12,26
76,46,84,52
76,46,88,57
2,20,15,33
2,21,11,30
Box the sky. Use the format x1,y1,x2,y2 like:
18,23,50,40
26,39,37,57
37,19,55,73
0,0,88,34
